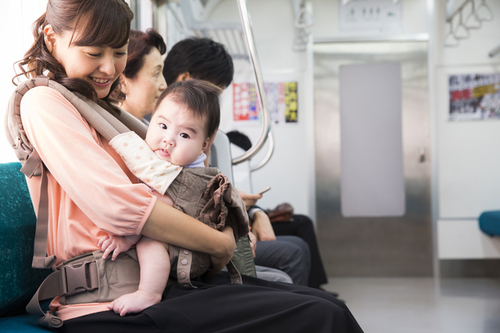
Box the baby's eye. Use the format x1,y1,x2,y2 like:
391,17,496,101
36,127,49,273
160,123,167,130
88,53,101,57
180,133,190,139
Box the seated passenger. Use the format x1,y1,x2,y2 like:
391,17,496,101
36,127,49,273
228,130,336,293
114,29,167,122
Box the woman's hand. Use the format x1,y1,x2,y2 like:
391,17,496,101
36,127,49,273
238,190,262,211
251,210,276,241
209,226,236,274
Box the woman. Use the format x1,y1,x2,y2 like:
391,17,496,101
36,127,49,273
115,29,167,122
15,0,363,332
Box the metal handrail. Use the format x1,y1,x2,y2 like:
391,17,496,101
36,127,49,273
250,131,274,171
233,0,274,167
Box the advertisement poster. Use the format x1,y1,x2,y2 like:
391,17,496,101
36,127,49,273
449,73,500,121
233,81,298,124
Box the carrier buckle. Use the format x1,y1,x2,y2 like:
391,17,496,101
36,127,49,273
61,261,98,296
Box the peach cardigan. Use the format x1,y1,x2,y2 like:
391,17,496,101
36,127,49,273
20,86,157,320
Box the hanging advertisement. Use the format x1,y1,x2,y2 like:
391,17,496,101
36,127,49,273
232,81,298,124
338,0,402,36
449,73,500,121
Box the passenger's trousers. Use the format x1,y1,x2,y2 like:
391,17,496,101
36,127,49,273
254,235,311,286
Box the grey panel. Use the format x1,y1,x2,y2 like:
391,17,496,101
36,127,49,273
339,62,405,217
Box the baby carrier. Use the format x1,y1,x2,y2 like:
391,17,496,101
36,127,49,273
4,76,252,329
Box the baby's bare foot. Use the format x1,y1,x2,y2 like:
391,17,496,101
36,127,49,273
108,290,162,316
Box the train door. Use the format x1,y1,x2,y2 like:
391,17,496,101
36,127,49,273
314,41,433,277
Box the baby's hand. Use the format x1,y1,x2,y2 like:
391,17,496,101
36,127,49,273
98,235,132,260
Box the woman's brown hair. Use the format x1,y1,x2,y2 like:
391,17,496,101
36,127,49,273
16,0,133,104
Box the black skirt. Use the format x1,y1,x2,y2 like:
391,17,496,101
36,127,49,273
60,272,364,333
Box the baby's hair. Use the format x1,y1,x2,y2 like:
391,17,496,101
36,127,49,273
155,79,222,139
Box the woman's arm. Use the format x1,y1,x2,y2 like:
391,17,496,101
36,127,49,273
142,201,236,272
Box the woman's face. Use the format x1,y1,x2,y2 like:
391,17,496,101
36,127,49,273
45,27,128,99
121,47,167,120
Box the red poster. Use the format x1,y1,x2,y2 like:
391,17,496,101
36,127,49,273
233,81,298,123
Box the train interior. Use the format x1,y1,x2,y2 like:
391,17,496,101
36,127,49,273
1,0,500,332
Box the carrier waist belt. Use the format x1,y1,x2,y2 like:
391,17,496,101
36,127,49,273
26,249,140,329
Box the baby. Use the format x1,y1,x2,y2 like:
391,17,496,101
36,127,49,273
99,79,249,316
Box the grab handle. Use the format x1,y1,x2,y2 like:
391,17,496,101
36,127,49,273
233,0,274,168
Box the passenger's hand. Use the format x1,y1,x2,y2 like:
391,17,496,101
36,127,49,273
251,210,276,241
238,190,262,211
98,235,134,261
248,231,257,258
209,226,236,275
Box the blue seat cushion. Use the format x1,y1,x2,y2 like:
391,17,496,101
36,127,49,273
0,312,51,332
479,210,500,237
0,162,51,317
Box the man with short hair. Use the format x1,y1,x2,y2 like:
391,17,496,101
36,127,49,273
162,37,312,287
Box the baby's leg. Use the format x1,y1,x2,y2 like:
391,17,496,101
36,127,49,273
108,237,170,316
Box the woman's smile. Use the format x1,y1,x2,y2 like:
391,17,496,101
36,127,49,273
90,76,112,87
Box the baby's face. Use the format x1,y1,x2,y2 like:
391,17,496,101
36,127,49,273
146,96,209,166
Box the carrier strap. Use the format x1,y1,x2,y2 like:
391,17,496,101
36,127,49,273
226,260,242,284
176,248,197,289
31,162,57,269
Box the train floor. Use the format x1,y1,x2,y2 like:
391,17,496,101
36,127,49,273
324,277,500,333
